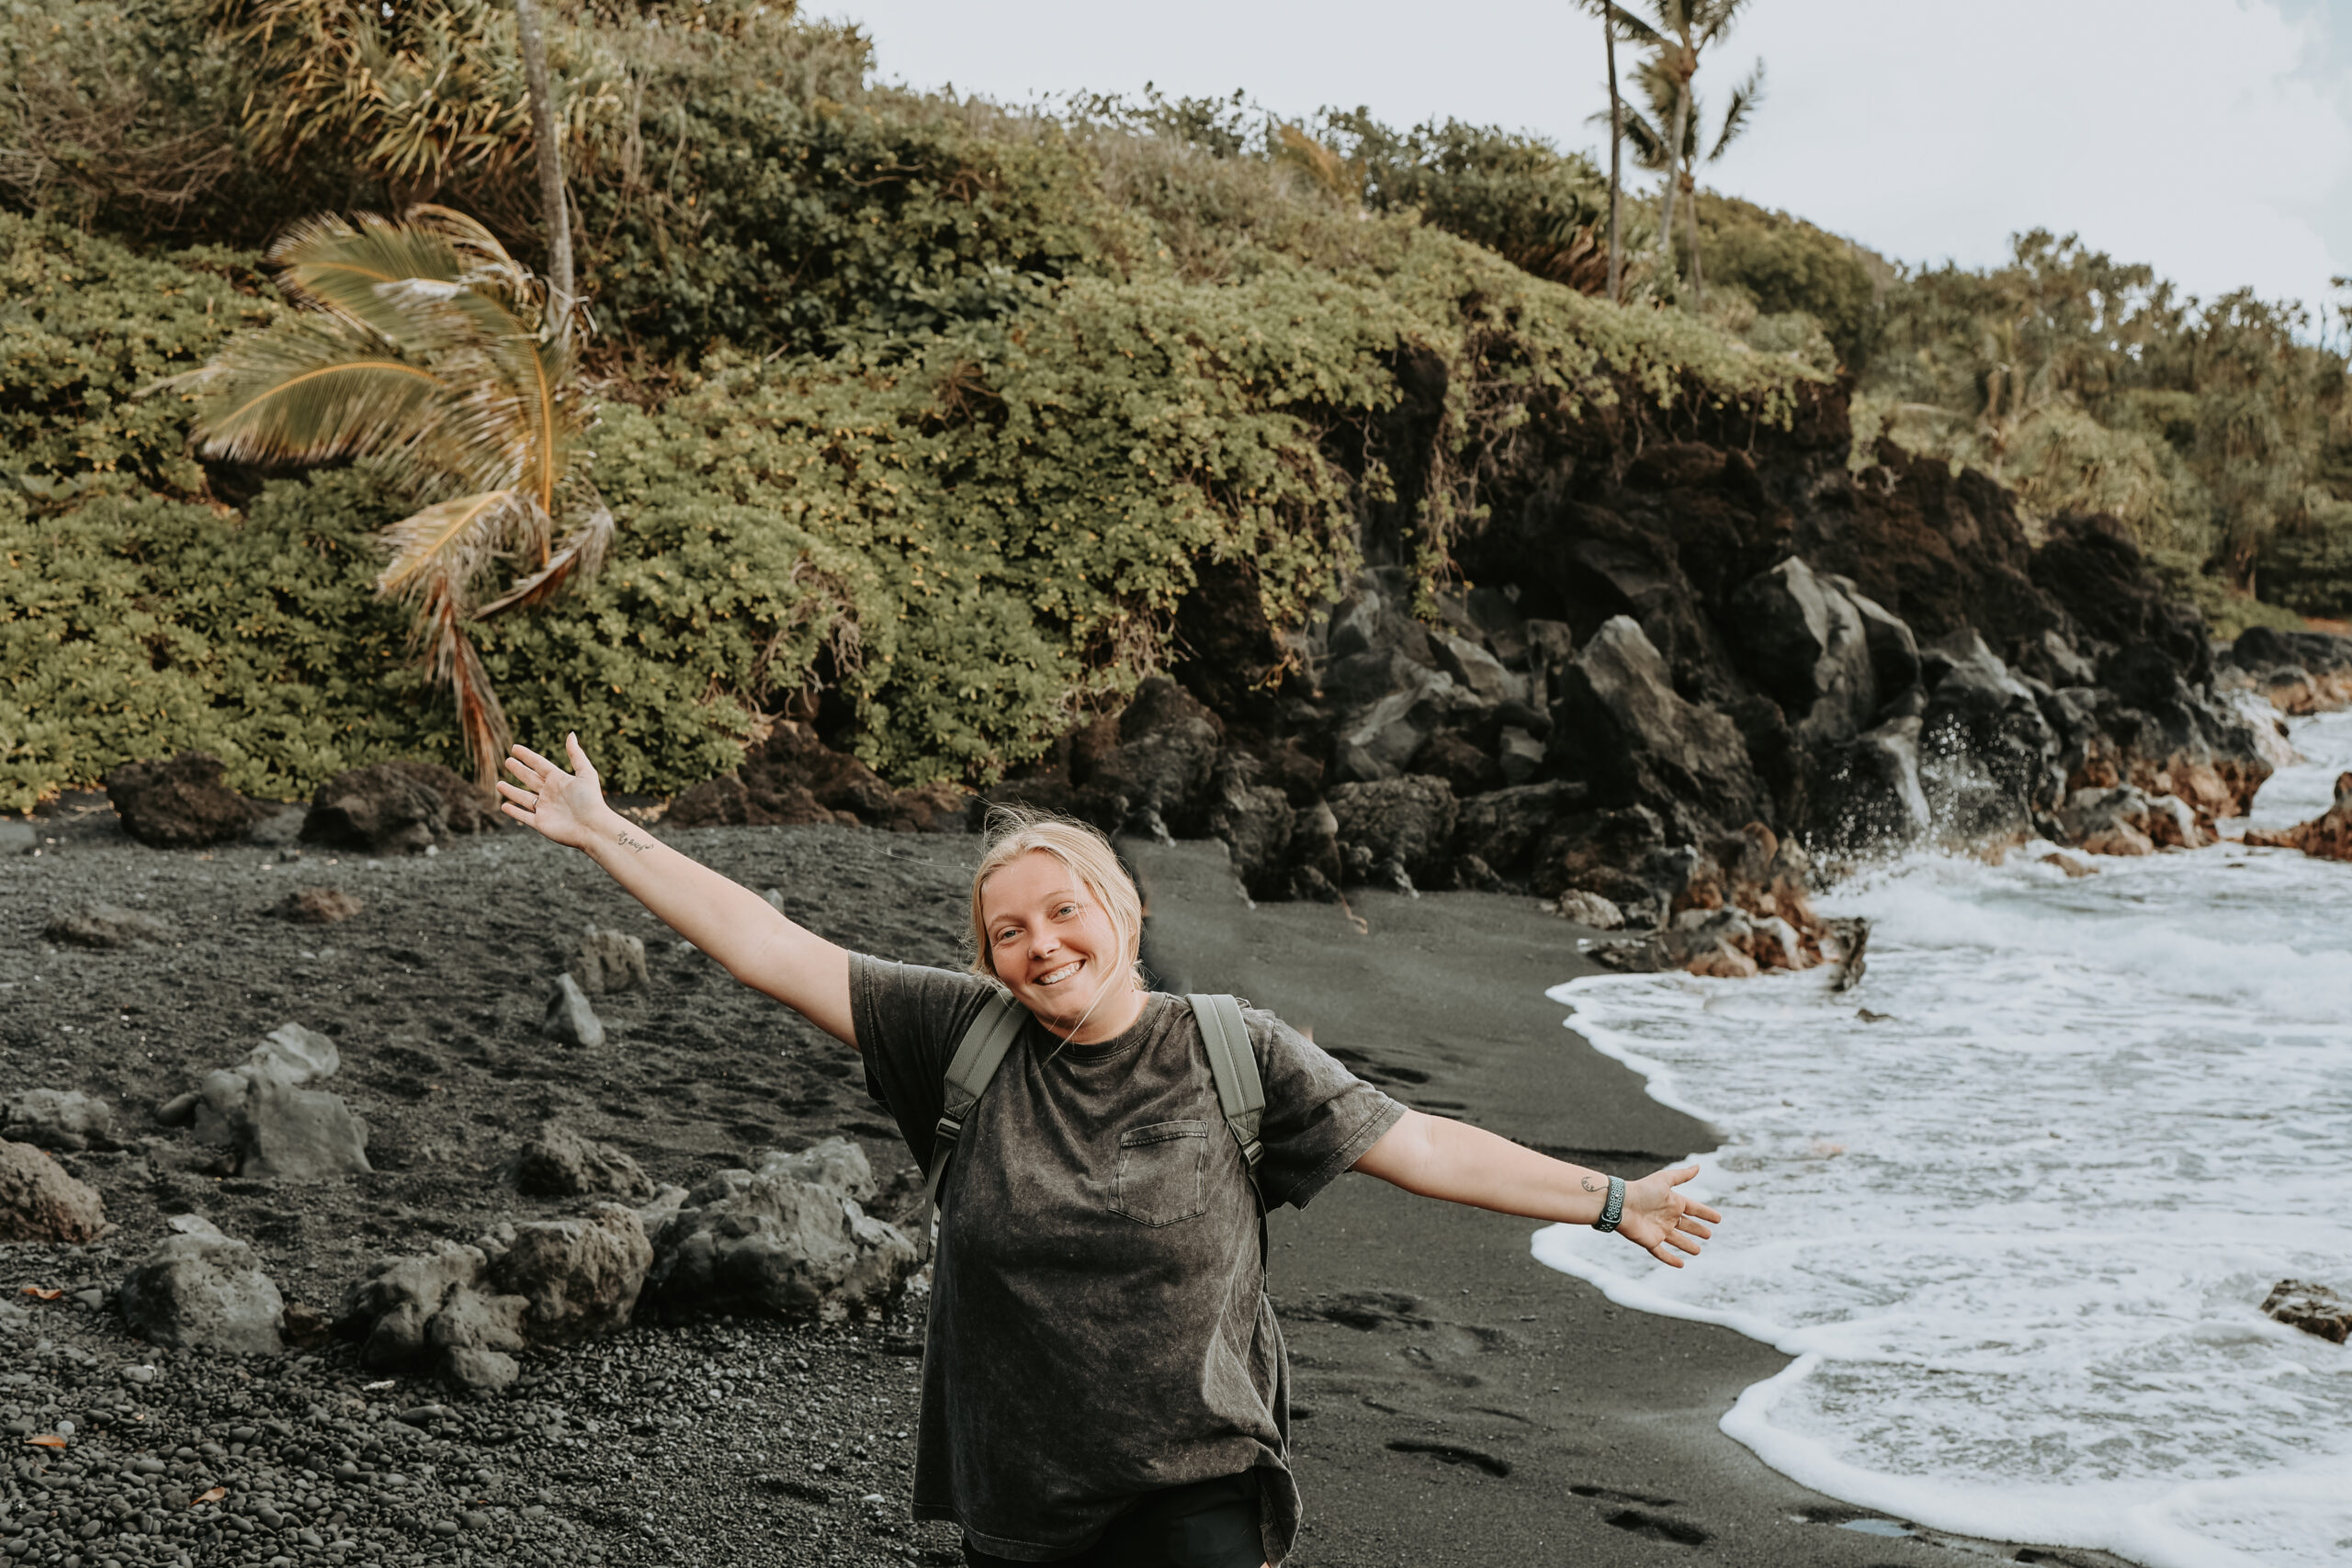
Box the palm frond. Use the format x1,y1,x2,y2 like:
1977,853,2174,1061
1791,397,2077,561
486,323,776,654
1612,104,1674,172
1600,2,1666,47
477,487,613,616
376,486,535,779
1707,60,1766,164
268,210,469,344
404,204,538,314
175,324,447,468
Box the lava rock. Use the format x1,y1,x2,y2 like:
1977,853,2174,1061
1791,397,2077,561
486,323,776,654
1328,776,1459,886
1730,557,1883,747
542,973,606,1047
1203,764,1295,892
479,1205,655,1342
1550,889,1626,929
43,902,174,949
273,886,363,924
301,761,501,853
104,751,267,849
118,1231,285,1354
512,1124,654,1201
190,1060,371,1179
242,1021,341,1086
568,924,650,997
1551,617,1768,844
0,1089,115,1152
1918,629,2062,840
1808,716,1934,860
340,1243,488,1371
668,720,966,831
1428,630,1514,703
1453,781,1587,879
2245,771,2352,861
645,1139,920,1322
2261,1279,2350,1344
0,819,34,854
0,1138,107,1243
1085,677,1225,833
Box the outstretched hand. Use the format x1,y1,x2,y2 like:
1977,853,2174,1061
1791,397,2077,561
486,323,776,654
1615,1164,1721,1269
499,734,611,851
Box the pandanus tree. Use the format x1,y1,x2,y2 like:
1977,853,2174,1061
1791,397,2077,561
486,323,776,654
171,205,611,779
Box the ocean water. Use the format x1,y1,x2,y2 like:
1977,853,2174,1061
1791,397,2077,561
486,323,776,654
1532,711,2352,1567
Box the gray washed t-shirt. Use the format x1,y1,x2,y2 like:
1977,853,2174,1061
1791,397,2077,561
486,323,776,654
851,956,1406,1563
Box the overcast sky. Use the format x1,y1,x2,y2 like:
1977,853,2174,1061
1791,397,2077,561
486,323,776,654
823,0,2352,318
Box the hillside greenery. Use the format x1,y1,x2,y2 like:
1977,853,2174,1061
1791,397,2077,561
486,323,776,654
5,0,2344,809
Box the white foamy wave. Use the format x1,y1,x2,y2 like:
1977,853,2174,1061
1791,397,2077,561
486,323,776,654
1532,712,2352,1567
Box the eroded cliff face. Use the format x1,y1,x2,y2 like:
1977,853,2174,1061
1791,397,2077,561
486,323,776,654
967,372,2272,975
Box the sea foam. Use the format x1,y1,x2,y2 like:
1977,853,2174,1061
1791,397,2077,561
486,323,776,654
1532,711,2352,1567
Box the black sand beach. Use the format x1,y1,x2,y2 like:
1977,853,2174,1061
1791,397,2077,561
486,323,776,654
2,807,2132,1566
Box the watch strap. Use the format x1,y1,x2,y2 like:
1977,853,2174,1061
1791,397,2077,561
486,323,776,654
1593,1174,1626,1233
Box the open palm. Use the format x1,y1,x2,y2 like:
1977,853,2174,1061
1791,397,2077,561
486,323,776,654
498,735,610,851
1616,1163,1721,1268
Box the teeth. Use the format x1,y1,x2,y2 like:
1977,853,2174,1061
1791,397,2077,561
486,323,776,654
1036,961,1082,986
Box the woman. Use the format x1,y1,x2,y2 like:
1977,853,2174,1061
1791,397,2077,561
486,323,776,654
499,734,1721,1568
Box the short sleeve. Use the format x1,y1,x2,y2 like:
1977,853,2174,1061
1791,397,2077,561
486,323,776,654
1245,1008,1407,1211
850,954,1003,1171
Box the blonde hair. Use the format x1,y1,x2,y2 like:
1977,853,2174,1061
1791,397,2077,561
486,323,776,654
967,806,1145,987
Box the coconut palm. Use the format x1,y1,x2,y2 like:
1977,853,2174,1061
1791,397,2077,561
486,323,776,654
1616,28,1763,308
170,204,611,778
1608,0,1760,304
1583,2,1653,304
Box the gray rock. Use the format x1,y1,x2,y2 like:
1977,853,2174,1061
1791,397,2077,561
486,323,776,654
244,1022,339,1086
0,1139,106,1244
0,1089,115,1152
0,820,35,855
512,1124,653,1201
542,973,605,1047
155,1090,201,1128
1919,630,2062,840
478,1205,654,1343
646,1139,920,1322
1329,776,1459,886
1551,616,1767,844
340,1243,487,1371
118,1232,284,1354
756,1138,877,1203
442,1346,521,1393
1430,630,1514,703
1731,558,1881,747
1497,726,1545,786
568,925,649,997
1551,890,1626,930
191,1062,371,1180
1086,677,1225,830
43,903,174,949
1328,657,1476,785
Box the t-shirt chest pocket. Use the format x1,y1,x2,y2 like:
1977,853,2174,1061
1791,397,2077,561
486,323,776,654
1110,1120,1211,1227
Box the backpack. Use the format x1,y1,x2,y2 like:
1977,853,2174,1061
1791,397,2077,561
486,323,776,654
922,993,1266,1218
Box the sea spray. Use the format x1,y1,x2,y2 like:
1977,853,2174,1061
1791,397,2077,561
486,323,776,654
1532,711,2352,1568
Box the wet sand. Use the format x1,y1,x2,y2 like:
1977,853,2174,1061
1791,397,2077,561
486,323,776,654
1129,837,2134,1568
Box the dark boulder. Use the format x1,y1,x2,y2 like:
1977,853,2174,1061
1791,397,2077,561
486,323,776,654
671,722,966,832
1328,776,1458,887
1729,558,1881,747
1808,716,1933,860
1550,616,1768,843
1085,677,1225,833
1918,630,2061,840
1453,781,1588,878
302,761,501,853
105,752,266,849
1204,760,1295,893
1531,805,1668,913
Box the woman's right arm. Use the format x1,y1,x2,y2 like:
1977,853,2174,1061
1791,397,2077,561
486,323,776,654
499,736,856,1048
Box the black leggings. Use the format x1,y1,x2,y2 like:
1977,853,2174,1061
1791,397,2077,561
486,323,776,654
961,1472,1262,1568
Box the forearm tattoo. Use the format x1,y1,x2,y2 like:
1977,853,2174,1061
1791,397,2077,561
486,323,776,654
616,829,655,855
1580,1175,1603,1192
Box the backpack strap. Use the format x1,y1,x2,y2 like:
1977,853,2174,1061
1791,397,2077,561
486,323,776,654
922,991,1027,1211
1187,993,1266,1212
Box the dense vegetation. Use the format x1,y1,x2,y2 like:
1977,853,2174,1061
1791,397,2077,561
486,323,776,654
4,0,2344,811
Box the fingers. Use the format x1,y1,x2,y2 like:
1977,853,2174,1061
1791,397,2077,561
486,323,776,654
495,780,537,807
1665,1163,1702,1186
1685,1201,1724,1224
508,743,560,777
1651,1242,1685,1268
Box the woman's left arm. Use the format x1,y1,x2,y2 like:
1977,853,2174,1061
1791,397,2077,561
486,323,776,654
1351,1111,1722,1267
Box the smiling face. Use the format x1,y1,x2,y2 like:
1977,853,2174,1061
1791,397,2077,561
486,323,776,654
978,849,1146,1043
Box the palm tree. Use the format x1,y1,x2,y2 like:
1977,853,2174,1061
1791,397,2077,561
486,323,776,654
1616,13,1763,308
170,205,612,778
1611,0,1760,304
509,0,574,326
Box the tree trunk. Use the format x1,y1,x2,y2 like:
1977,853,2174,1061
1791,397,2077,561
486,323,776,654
1687,175,1704,310
1657,55,1692,291
512,0,572,331
1604,6,1623,304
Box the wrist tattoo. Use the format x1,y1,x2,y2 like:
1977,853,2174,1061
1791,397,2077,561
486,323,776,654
616,829,654,854
1580,1175,1602,1192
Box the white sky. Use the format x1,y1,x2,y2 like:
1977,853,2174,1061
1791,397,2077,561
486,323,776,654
823,0,2352,317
